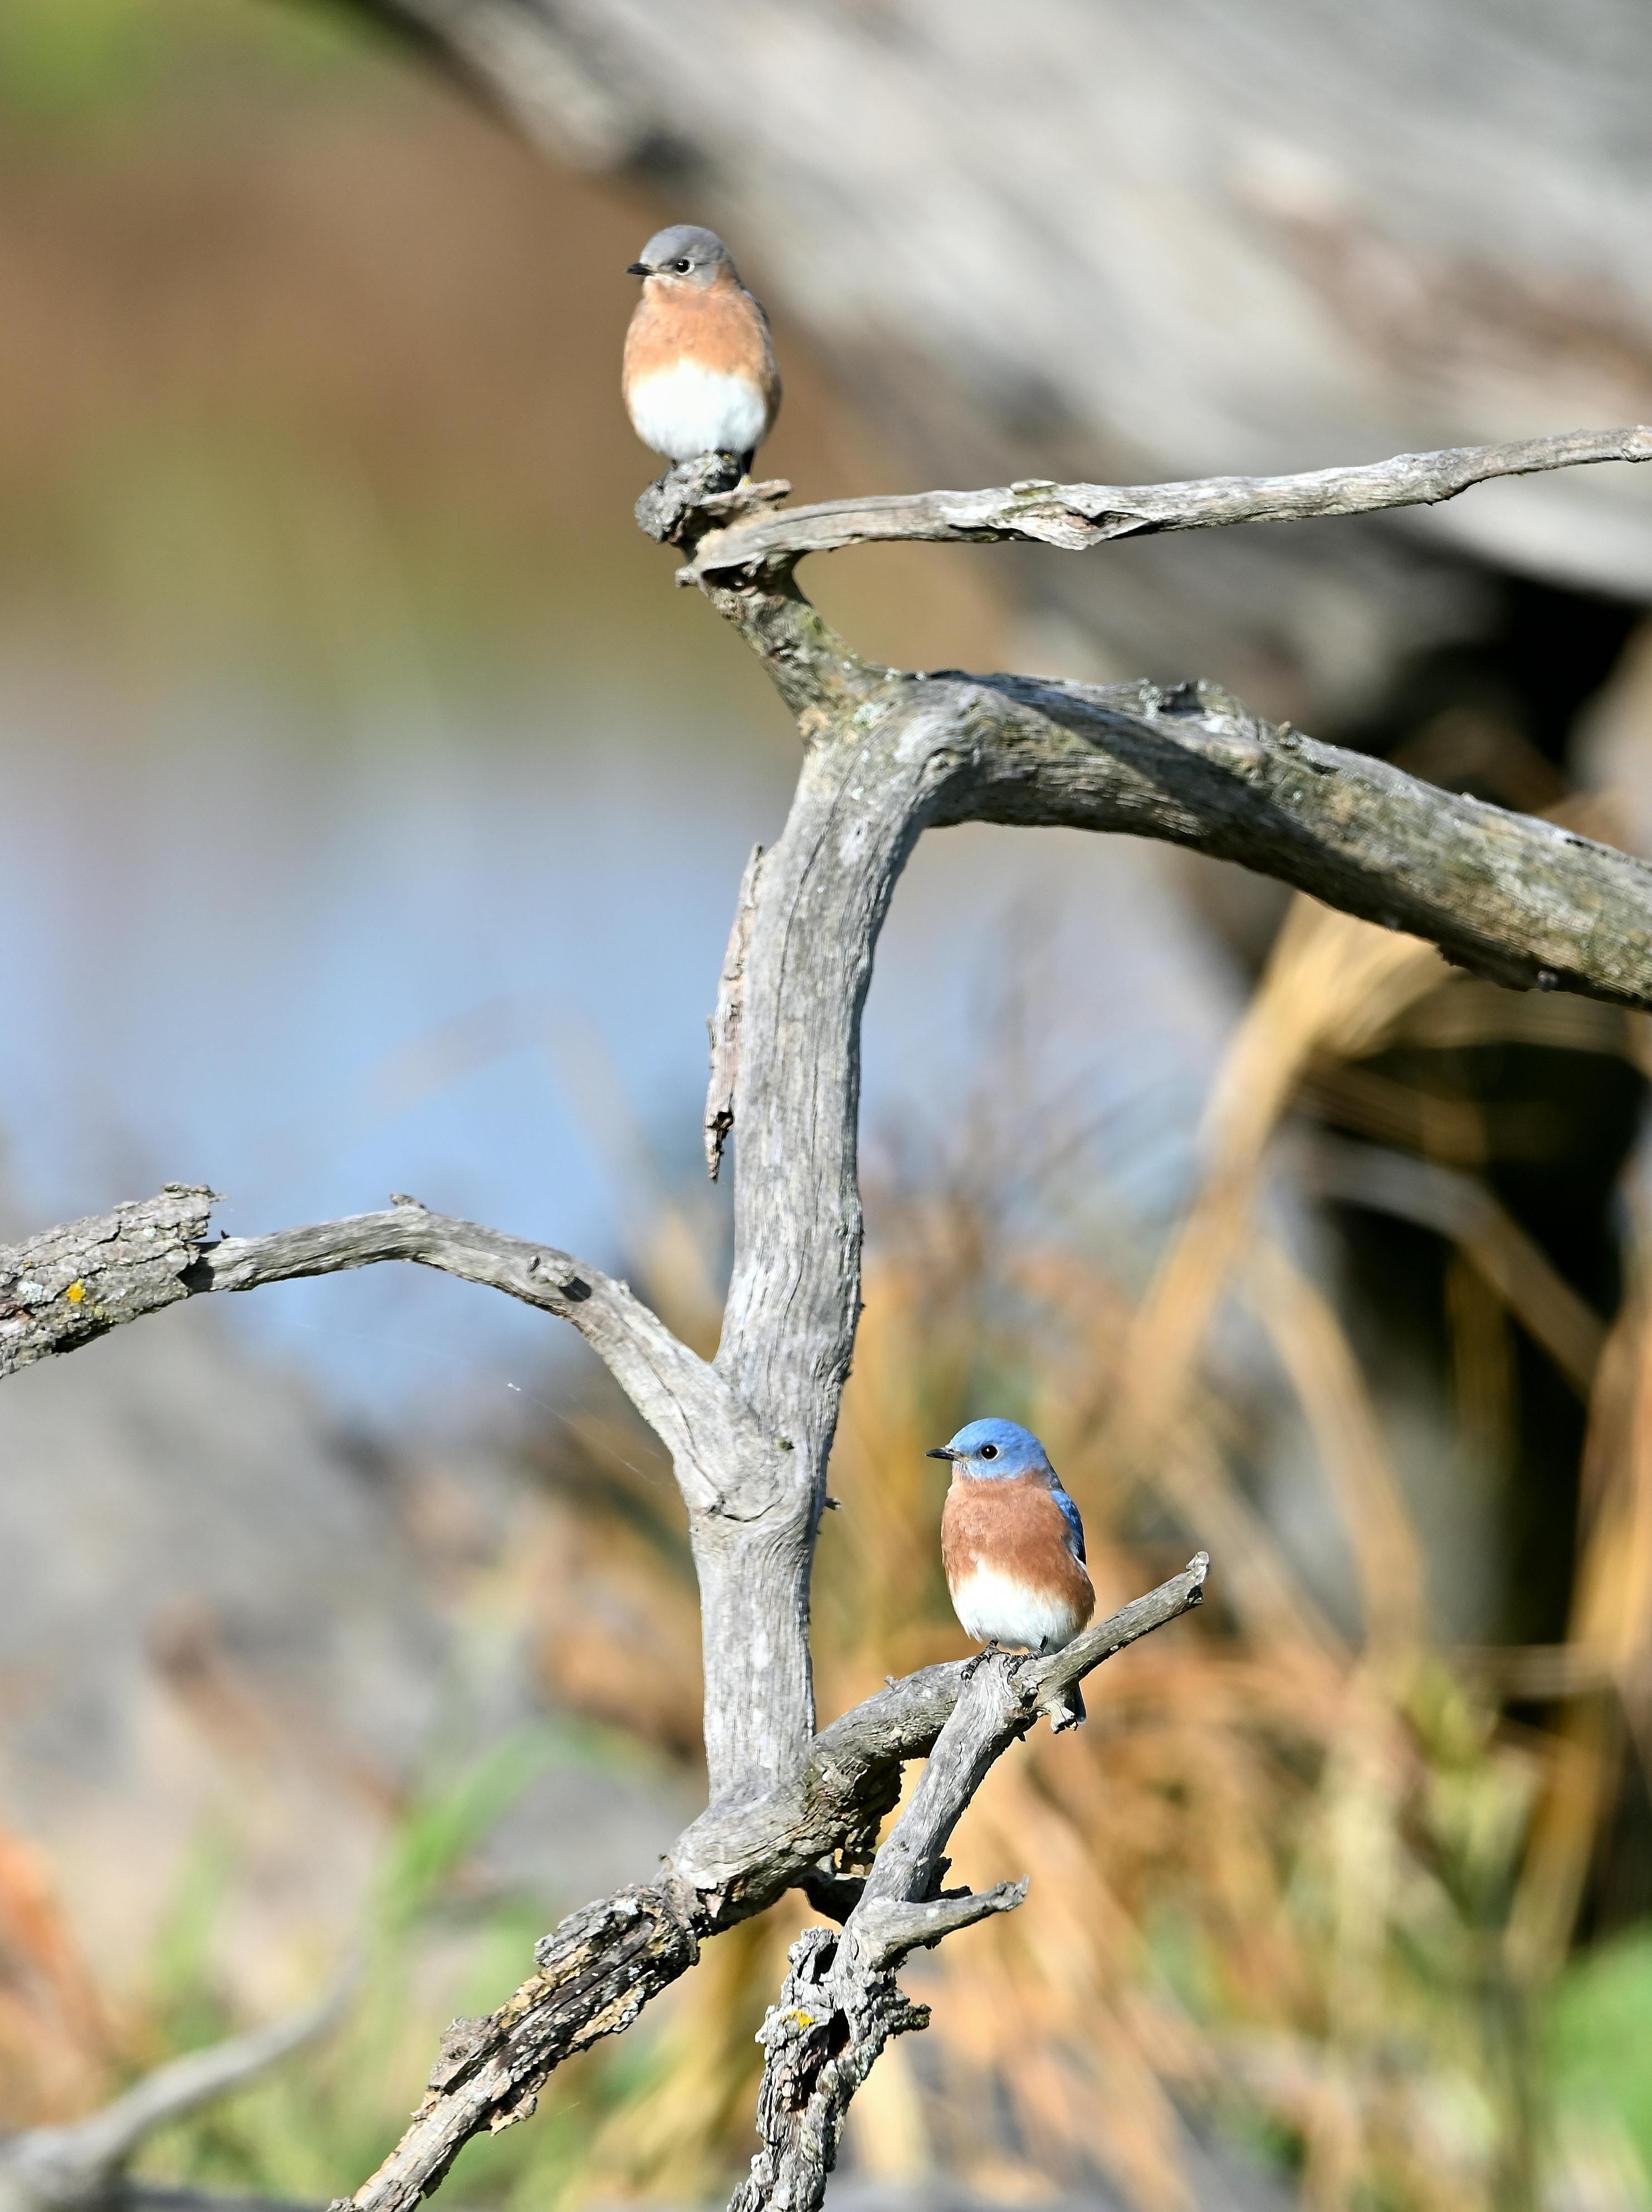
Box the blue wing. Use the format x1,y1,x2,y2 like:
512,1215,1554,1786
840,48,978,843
1051,1480,1086,1564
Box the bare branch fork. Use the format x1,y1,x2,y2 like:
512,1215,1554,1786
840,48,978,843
9,420,1652,2211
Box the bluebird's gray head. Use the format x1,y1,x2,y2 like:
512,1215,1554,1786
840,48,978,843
627,224,739,291
926,1417,1050,1481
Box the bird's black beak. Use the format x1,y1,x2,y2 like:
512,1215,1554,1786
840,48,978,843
626,261,652,276
926,1446,959,1462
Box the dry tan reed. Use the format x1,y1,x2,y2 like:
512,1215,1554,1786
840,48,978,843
527,889,1652,2212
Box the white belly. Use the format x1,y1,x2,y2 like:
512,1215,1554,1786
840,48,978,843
951,1564,1082,1653
627,362,770,461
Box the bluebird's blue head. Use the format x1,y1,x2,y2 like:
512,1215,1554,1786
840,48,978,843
926,1417,1050,1481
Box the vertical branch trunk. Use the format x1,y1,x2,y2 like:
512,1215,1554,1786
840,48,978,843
701,728,919,1788
696,579,946,1794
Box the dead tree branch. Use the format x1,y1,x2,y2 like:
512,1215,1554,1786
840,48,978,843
938,669,1652,1005
295,0,1652,702
0,1189,769,1521
683,426,1652,579
727,1555,1223,2212
21,413,1651,2212
0,1186,218,1382
646,458,1652,1013
337,1559,1208,2212
706,843,764,1179
197,1200,770,1527
731,1649,1056,2212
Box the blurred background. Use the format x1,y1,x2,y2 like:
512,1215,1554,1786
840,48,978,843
6,3,1652,2209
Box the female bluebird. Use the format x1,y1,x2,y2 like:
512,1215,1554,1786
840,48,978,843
623,224,781,474
930,1418,1094,1732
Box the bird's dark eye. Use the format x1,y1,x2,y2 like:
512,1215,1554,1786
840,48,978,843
672,257,692,273
979,1443,998,1460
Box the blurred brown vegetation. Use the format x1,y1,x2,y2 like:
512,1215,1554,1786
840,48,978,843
6,9,1652,2212
496,886,1652,2212
18,874,1652,2211
0,0,1003,701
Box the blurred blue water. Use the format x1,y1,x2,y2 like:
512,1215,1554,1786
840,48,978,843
0,650,1239,1425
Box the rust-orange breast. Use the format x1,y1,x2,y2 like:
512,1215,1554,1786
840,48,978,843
941,1472,1094,1641
623,270,781,413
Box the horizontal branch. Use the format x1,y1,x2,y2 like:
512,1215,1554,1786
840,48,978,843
0,1192,770,1520
0,1185,217,1381
674,1548,1211,1901
686,424,1652,578
932,673,1652,1010
339,1557,1209,2212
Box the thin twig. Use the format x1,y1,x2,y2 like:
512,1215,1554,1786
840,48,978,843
0,1192,773,1526
686,424,1652,578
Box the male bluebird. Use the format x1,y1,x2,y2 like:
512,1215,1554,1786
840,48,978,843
623,224,781,474
929,1418,1095,1732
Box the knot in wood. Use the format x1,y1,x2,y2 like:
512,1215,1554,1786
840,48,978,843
427,2015,489,2090
635,455,747,546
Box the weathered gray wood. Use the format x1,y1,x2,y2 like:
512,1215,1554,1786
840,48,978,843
31,406,1652,2212
726,1559,1221,2212
338,1560,1209,2212
706,842,764,1178
686,426,1652,579
15,423,1652,2205
729,1656,1039,2212
940,671,1652,1006
1,1187,793,1799
37,0,1652,2194
0,1154,1204,2212
0,1186,217,1380
680,530,1652,1010
1,1191,771,1526
41,1,1652,2187
203,1199,777,1544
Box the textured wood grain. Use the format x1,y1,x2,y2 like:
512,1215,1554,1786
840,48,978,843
2,1193,771,1527
16,431,1652,2210
35,0,1652,2196
686,426,1652,579
28,418,1652,2212
340,1559,1208,2212
0,1186,217,1380
705,841,764,1178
